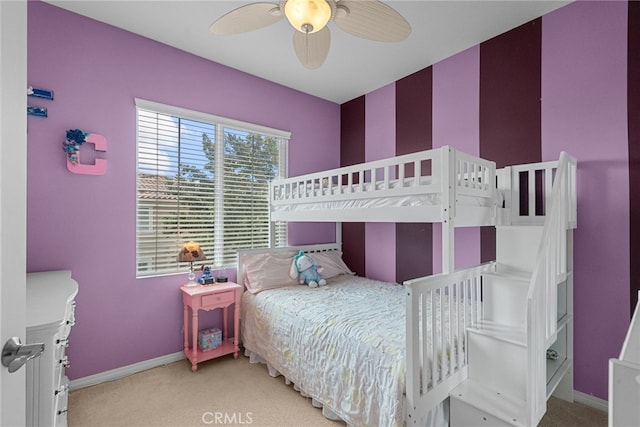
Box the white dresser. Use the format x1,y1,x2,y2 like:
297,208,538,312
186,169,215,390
26,271,78,427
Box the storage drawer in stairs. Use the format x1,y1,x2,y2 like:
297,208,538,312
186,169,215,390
557,279,568,322
450,379,527,427
546,323,571,397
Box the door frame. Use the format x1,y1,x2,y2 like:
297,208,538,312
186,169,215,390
0,1,28,425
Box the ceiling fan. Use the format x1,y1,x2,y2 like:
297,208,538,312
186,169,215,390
210,0,411,70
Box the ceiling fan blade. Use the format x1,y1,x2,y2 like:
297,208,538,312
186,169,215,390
210,3,282,35
293,27,331,70
333,0,411,42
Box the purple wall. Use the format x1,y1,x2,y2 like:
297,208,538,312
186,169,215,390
340,97,366,276
479,19,543,265
27,1,339,379
365,84,396,282
27,0,632,402
541,0,629,399
395,68,433,284
354,0,629,401
432,46,481,274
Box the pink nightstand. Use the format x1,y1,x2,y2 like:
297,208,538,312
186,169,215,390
180,282,241,372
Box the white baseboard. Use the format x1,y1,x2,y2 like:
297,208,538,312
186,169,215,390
574,390,608,413
69,351,184,392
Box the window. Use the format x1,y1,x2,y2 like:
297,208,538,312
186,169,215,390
136,99,289,278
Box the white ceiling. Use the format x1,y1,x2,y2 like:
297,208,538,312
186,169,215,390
45,1,571,104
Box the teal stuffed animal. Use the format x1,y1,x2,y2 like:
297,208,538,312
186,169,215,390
289,251,326,288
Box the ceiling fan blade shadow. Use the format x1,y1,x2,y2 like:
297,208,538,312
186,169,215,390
334,0,411,42
210,2,282,35
293,27,331,70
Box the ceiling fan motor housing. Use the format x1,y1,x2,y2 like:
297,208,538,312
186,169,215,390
281,0,336,34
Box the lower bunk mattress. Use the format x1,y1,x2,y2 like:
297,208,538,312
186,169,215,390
241,274,448,427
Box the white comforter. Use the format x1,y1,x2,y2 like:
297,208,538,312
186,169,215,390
241,275,407,426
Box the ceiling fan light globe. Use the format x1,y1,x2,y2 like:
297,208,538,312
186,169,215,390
284,0,332,34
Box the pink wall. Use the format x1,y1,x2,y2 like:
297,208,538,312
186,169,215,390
364,84,396,282
541,0,629,398
27,1,339,379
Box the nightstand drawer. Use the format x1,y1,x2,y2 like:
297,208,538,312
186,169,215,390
201,290,235,308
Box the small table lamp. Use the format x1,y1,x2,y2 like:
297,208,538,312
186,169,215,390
177,241,206,286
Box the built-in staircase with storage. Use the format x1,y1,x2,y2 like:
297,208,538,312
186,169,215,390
405,153,577,426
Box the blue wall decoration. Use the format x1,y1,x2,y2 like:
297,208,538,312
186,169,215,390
27,85,53,118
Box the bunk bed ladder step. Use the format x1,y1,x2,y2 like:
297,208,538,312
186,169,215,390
450,379,528,427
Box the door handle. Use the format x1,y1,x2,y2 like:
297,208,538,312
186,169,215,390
2,337,44,373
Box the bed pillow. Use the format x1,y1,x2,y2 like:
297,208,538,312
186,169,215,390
243,251,298,294
311,250,355,279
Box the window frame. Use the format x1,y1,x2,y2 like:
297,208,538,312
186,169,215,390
135,98,290,278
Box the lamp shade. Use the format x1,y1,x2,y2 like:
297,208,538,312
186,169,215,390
284,0,332,34
177,241,207,263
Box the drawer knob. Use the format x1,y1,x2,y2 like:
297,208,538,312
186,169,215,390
59,356,70,368
55,384,69,396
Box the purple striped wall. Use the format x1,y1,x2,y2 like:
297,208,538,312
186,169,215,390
395,68,433,284
479,19,542,263
340,97,366,277
350,0,631,401
541,0,629,399
479,19,542,168
432,46,481,273
365,84,396,282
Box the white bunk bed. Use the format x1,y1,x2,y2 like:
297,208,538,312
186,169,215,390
238,145,576,426
609,291,640,426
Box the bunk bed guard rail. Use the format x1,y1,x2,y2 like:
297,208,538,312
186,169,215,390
268,146,496,224
497,154,577,228
526,151,577,426
404,262,496,425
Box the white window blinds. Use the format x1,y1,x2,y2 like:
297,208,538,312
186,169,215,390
136,99,289,278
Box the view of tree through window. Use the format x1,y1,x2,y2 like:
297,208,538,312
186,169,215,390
136,100,288,277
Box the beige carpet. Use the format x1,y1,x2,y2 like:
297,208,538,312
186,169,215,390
68,353,607,427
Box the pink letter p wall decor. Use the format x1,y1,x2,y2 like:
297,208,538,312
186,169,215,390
66,132,107,175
